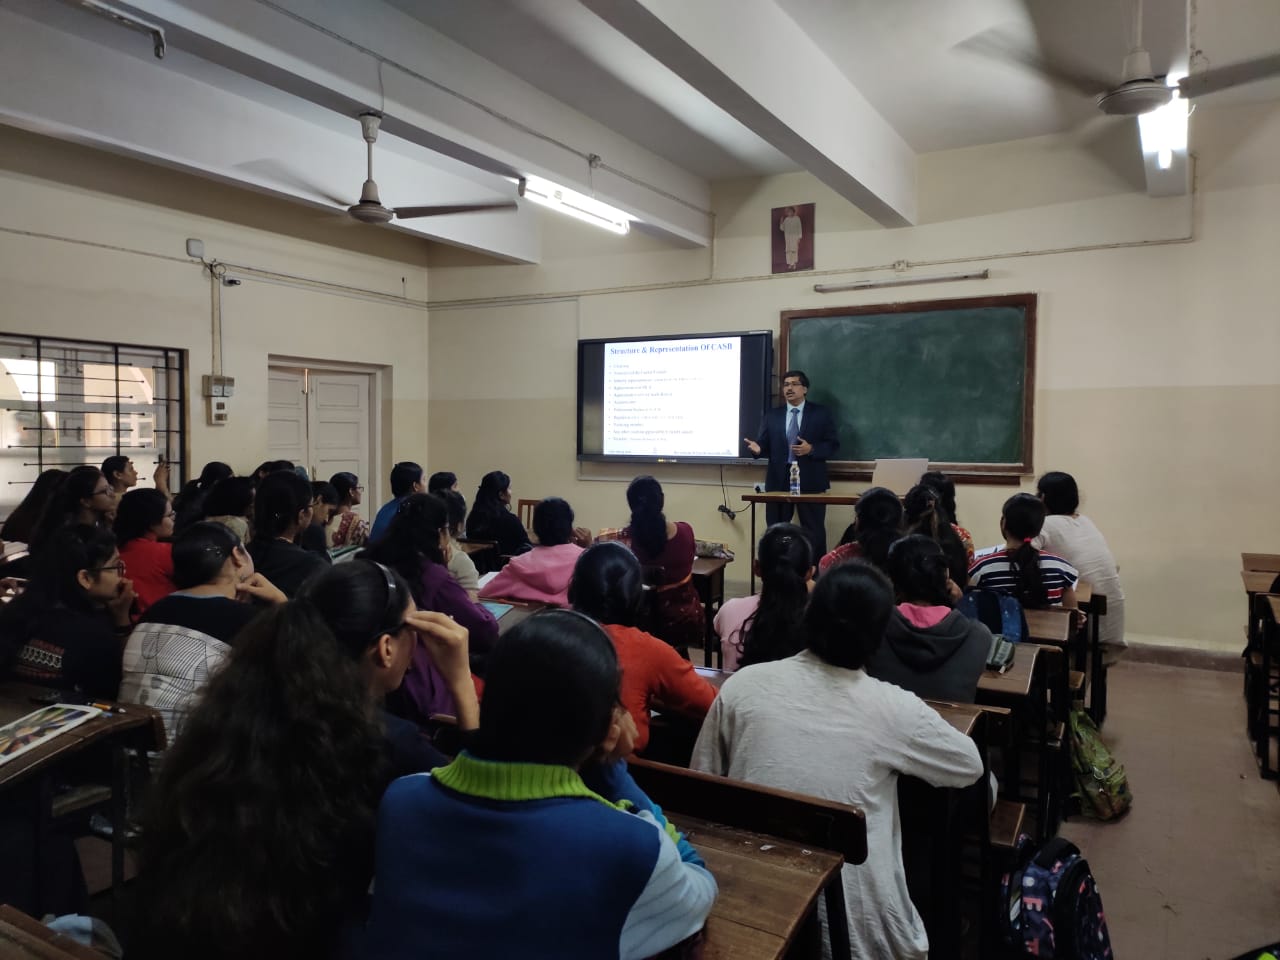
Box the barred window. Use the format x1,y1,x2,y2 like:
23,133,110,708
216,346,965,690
0,333,185,519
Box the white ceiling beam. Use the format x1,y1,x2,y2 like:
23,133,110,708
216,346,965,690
112,0,714,247
580,0,918,227
0,6,540,262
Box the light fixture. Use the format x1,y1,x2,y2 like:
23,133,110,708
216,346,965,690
814,269,989,294
1138,72,1188,170
59,0,166,58
519,175,632,235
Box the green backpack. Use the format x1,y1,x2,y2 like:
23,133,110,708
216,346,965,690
1068,707,1133,820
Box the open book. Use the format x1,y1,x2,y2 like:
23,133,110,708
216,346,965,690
0,703,102,767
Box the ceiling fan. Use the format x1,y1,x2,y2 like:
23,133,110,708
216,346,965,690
958,0,1280,117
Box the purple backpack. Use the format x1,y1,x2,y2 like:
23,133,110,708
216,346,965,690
1001,835,1114,959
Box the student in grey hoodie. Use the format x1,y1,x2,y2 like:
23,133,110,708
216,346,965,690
868,534,991,702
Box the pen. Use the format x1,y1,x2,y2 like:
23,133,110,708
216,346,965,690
86,700,124,714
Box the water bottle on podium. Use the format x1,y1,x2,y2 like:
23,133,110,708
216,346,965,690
788,460,800,496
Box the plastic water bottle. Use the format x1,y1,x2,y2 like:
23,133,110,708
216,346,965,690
789,461,800,496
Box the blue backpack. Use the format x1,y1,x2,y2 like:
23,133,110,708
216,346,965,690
957,588,1028,643
1001,835,1114,959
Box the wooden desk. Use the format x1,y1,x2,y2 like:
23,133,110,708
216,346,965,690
0,905,105,960
491,600,547,637
1024,608,1072,647
457,539,496,556
668,814,844,960
692,556,731,667
1242,553,1280,573
977,644,1038,703
741,493,861,592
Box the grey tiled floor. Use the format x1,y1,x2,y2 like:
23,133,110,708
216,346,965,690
1060,661,1280,960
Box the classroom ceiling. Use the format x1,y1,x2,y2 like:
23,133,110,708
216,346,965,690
1,0,1278,260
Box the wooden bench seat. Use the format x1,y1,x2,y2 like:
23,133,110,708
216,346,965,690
988,799,1026,851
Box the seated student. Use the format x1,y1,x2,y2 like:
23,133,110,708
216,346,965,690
568,543,717,753
0,526,135,699
119,522,286,739
200,475,255,544
356,610,717,960
246,471,328,598
902,483,971,590
465,470,531,558
1034,471,1126,656
427,471,457,495
621,475,702,654
173,461,233,533
299,481,340,562
104,454,171,501
480,497,584,606
968,493,1080,611
369,461,425,544
329,472,371,549
920,469,975,564
819,485,902,574
868,534,990,703
438,490,479,599
29,466,116,555
691,562,983,960
251,459,295,485
716,523,813,673
115,488,176,614
362,493,499,712
1,468,66,544
131,560,479,960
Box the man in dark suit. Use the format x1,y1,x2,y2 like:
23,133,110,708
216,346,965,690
743,369,839,556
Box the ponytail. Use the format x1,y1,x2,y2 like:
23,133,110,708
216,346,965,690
626,475,668,559
1002,493,1049,608
739,524,812,668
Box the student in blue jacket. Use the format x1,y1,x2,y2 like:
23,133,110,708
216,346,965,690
355,609,718,960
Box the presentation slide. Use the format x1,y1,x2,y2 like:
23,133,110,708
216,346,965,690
601,336,741,457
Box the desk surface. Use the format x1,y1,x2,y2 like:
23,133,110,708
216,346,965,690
492,601,547,636
0,906,104,960
1243,570,1277,594
692,556,731,577
670,813,843,960
1024,608,1072,646
742,492,861,506
926,700,983,737
977,643,1039,700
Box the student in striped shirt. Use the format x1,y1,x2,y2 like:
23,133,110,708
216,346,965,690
968,493,1080,611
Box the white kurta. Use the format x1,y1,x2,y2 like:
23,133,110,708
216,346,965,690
691,649,983,960
1034,513,1126,649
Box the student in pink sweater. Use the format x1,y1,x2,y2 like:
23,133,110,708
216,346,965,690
480,497,584,606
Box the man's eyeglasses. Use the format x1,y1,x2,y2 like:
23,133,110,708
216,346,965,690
94,561,127,577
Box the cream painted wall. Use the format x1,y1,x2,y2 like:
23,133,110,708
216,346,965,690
428,99,1280,653
0,126,431,497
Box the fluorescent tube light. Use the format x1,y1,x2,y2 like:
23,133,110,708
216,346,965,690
520,176,631,235
814,269,989,293
1138,73,1188,166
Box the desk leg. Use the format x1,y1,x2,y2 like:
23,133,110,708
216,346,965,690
823,876,851,960
749,503,758,595
111,747,128,910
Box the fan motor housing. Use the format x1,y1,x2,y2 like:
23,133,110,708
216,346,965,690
1097,80,1173,116
348,202,394,224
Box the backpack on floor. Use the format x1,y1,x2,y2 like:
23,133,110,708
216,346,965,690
958,588,1028,644
1069,707,1133,821
1001,835,1114,960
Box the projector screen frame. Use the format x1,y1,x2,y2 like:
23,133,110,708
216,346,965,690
576,329,774,466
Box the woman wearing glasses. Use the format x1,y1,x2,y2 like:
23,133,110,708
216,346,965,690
28,466,117,555
131,560,478,960
0,525,135,699
328,472,371,549
115,488,177,614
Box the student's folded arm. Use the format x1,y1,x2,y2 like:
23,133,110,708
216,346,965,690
899,702,984,788
618,815,717,960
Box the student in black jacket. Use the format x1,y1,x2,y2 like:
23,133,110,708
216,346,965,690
247,472,327,597
867,534,991,703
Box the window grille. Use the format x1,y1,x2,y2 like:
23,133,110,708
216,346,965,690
0,333,185,517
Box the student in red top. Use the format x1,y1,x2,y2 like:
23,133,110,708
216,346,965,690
114,488,176,614
568,542,717,753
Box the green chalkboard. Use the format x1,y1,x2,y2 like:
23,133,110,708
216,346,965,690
781,294,1036,476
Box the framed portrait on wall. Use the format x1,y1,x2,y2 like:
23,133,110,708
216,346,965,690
771,202,815,274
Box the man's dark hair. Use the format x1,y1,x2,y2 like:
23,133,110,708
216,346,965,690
389,462,424,498
781,369,809,389
427,472,457,495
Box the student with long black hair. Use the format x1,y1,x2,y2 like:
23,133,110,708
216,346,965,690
0,525,134,698
329,471,371,549
569,543,716,753
438,489,479,598
132,560,479,960
902,483,970,591
819,485,903,574
29,466,115,554
692,562,982,960
1,468,67,544
200,475,255,543
622,475,702,654
920,469,975,563
969,493,1079,610
246,471,327,597
115,488,176,613
869,534,991,702
465,469,531,558
716,523,814,672
357,609,717,960
173,461,233,533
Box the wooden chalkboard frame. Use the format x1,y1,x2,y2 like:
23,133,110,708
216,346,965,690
780,293,1037,482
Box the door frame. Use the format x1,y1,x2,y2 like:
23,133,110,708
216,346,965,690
267,355,385,513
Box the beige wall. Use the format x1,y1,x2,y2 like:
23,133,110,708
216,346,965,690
428,100,1280,653
0,126,431,496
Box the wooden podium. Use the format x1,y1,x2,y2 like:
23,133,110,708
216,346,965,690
741,492,861,592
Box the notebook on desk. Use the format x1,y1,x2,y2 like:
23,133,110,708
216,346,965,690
870,458,929,495
479,600,514,620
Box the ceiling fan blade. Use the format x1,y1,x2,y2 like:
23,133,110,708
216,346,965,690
1179,53,1280,99
954,28,1114,99
393,202,519,219
234,159,353,207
